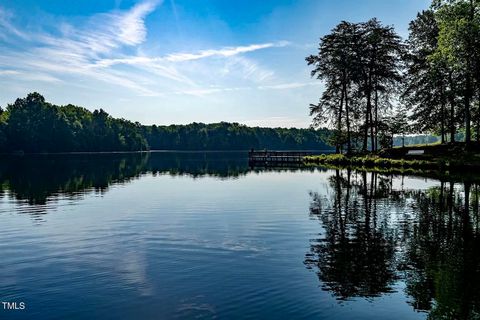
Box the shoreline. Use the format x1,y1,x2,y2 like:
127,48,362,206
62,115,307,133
1,149,335,156
303,153,480,182
304,150,480,169
304,154,480,183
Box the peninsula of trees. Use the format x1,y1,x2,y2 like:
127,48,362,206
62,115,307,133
0,93,332,153
307,0,480,154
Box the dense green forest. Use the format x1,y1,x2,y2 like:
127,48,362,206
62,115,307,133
143,122,331,150
0,93,332,153
308,0,480,154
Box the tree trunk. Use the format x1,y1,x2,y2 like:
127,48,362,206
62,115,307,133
364,72,373,153
465,0,474,146
337,83,344,154
363,93,370,152
448,72,456,143
465,72,472,145
344,81,352,154
477,96,480,142
441,82,446,144
374,87,378,152
370,108,375,153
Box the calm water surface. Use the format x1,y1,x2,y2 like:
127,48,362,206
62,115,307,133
0,152,478,319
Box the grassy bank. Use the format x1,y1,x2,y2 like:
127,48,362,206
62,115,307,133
303,153,480,183
304,154,436,170
305,143,480,171
304,152,480,170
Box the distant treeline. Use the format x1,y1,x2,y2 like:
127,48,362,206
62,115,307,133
0,93,333,153
393,135,439,147
144,122,331,150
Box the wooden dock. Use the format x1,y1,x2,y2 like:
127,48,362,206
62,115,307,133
248,150,313,165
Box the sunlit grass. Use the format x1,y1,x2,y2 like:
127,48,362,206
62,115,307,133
304,154,435,169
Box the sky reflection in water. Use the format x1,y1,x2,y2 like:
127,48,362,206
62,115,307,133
0,152,478,319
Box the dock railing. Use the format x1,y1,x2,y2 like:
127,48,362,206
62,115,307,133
248,150,314,164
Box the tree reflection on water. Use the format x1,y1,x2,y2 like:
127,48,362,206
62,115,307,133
0,152,250,205
305,170,480,319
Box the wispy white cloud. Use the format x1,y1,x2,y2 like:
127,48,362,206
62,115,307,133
219,56,275,83
115,0,159,46
161,81,321,97
35,0,160,59
93,41,288,66
0,6,29,40
171,86,248,97
0,0,291,98
0,69,61,82
0,69,20,76
164,41,289,62
258,82,321,90
0,1,168,95
89,42,287,86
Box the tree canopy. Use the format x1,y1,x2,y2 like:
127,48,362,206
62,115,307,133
0,93,332,153
308,0,480,152
307,18,404,153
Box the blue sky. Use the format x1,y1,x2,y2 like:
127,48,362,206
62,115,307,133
0,0,430,127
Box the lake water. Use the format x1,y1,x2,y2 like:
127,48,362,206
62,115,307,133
0,152,478,319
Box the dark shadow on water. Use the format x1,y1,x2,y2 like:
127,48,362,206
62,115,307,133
0,152,242,206
0,152,321,208
305,169,480,319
